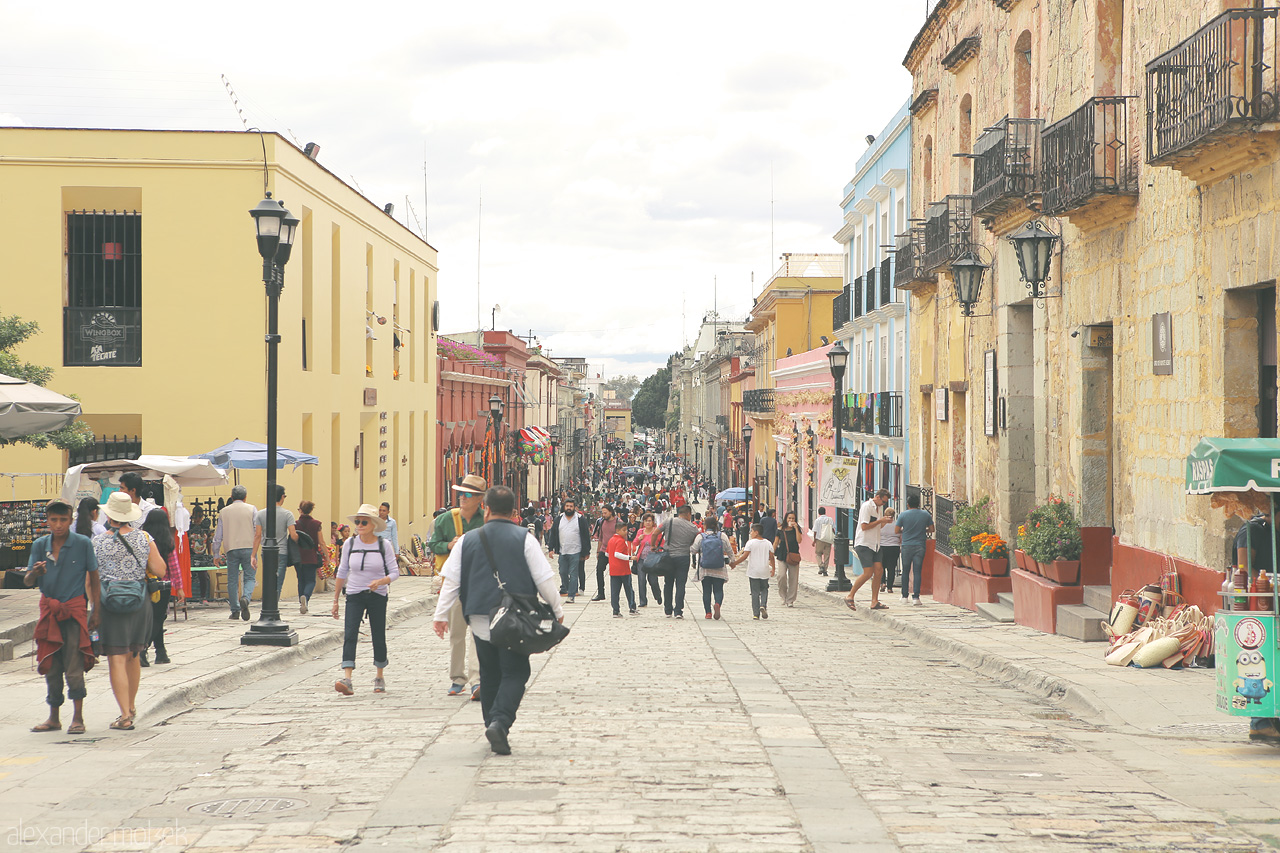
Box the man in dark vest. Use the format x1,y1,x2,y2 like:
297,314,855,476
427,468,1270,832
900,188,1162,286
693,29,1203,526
433,486,564,755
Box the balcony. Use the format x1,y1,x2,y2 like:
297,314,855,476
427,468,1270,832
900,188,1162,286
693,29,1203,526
921,196,975,273
864,267,878,314
853,275,864,319
893,226,935,291
1041,96,1138,222
840,391,903,438
833,286,850,331
1146,7,1280,184
743,388,776,415
972,116,1044,220
879,257,893,306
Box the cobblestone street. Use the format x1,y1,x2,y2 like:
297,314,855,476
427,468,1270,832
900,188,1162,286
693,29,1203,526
2,575,1276,852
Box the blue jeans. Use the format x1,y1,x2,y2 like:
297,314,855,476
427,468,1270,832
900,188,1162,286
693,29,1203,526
901,543,926,599
225,548,256,611
341,590,388,670
558,553,580,597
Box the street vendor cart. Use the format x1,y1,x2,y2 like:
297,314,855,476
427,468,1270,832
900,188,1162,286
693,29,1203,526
1185,438,1280,723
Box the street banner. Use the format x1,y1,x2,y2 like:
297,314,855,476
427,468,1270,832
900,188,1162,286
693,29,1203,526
819,454,860,510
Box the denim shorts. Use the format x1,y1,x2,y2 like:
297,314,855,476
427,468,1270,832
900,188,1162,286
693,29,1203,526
853,545,880,567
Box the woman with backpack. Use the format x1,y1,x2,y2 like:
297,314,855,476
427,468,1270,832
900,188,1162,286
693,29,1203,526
94,492,167,730
693,517,736,620
332,504,400,696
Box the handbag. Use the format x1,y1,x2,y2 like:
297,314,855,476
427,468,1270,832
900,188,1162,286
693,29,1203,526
478,528,569,655
287,529,317,567
640,529,670,576
103,529,148,613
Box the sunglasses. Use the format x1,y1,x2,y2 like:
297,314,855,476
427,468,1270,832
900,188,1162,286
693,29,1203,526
353,519,372,526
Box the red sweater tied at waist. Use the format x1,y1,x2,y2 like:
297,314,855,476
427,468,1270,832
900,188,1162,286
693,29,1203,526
35,595,96,675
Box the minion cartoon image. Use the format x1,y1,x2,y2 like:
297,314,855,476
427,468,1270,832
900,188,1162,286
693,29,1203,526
1234,650,1273,705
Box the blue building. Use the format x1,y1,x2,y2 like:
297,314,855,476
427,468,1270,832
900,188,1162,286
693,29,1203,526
832,99,912,510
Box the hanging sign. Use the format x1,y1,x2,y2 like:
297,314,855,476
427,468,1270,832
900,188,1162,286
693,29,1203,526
1153,312,1173,376
818,454,861,510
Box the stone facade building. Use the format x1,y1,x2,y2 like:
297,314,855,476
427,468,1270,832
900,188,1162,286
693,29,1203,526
899,0,1280,602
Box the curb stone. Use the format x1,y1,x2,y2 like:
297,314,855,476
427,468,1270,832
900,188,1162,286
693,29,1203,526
138,592,437,725
797,582,1116,725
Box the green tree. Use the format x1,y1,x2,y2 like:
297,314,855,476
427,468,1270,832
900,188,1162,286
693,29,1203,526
602,374,642,401
631,366,671,428
0,314,93,450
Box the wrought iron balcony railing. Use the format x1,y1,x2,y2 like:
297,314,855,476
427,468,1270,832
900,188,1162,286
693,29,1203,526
879,257,893,305
864,267,878,314
743,388,776,415
833,286,850,331
1041,96,1138,216
877,391,903,437
840,391,903,437
1146,7,1280,163
893,226,933,288
972,116,1044,217
853,275,864,319
921,196,975,273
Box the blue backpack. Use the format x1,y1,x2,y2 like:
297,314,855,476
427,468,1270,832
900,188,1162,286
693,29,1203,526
700,533,725,569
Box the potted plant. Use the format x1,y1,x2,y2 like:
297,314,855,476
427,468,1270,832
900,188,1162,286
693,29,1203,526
1013,524,1036,573
1022,495,1083,584
949,496,994,570
975,532,1010,577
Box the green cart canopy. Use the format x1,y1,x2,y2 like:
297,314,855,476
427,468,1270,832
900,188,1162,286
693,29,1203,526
1185,437,1280,494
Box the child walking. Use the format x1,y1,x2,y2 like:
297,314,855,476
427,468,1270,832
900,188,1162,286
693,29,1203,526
606,526,637,617
332,504,399,695
729,523,775,619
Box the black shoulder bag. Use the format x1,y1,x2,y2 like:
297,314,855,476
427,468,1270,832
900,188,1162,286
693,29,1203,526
478,528,569,655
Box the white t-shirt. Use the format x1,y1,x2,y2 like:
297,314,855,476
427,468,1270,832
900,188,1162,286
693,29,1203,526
557,514,583,555
854,499,881,550
740,538,774,579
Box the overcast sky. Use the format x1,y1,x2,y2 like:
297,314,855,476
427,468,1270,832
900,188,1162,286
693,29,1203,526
2,1,925,383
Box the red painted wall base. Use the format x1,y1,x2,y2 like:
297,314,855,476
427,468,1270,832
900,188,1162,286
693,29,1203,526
1080,526,1113,587
951,565,1013,612
1111,538,1222,615
1011,568,1085,634
931,549,953,605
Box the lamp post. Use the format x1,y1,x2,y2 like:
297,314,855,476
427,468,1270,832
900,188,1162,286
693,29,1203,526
742,422,754,517
684,434,689,466
550,436,559,504
694,438,701,476
827,341,853,592
242,193,300,647
490,394,504,487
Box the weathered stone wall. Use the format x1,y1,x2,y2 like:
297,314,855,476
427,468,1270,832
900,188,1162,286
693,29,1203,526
905,0,1280,566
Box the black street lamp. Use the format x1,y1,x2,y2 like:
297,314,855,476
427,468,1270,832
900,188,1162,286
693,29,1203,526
826,341,853,592
243,193,300,647
694,438,701,476
741,422,754,516
951,252,989,317
684,434,689,465
489,394,504,487
1008,218,1060,299
550,436,559,502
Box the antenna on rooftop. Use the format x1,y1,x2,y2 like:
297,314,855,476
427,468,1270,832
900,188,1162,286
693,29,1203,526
221,74,249,130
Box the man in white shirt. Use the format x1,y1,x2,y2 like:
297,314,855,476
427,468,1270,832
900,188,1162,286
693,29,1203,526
846,489,892,612
811,508,835,576
547,498,590,604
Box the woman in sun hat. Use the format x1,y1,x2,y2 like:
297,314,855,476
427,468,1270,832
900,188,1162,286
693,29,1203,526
94,491,167,730
332,504,400,696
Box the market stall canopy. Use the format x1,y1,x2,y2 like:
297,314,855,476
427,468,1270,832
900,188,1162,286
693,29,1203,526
0,372,81,440
61,456,228,502
191,438,319,470
715,487,748,503
1185,437,1280,494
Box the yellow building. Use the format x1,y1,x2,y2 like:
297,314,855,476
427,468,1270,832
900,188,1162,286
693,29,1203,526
0,128,439,585
601,400,632,446
743,253,843,508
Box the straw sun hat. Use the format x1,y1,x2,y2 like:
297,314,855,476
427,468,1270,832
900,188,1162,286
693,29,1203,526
347,504,388,533
451,474,488,495
100,491,143,524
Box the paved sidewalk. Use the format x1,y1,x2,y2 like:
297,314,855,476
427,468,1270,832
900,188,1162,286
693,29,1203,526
0,578,438,737
795,562,1222,735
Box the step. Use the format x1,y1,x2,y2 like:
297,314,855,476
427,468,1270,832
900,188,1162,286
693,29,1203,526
0,639,12,662
1083,584,1112,613
976,601,1016,623
996,592,1014,609
1056,604,1109,642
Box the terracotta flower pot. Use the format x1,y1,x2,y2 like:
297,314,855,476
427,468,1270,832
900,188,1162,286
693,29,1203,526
1014,549,1031,572
1041,559,1081,585
951,553,964,569
985,557,1009,577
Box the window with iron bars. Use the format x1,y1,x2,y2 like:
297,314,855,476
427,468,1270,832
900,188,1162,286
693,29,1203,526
64,210,142,366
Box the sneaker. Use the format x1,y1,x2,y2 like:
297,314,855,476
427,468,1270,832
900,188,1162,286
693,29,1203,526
614,612,624,618
665,613,673,618
299,595,308,616
753,614,760,620
447,683,466,697
373,677,386,694
485,722,511,755
638,602,648,608
760,607,768,620
705,613,713,619
713,603,721,620
591,595,606,602
239,596,251,621
568,597,575,604
228,611,240,620
675,614,683,619
335,677,353,696
628,609,638,616
471,683,481,702
912,597,923,606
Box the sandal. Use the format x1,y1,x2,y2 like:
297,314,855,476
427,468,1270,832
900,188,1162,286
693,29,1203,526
109,716,135,731
65,722,86,735
30,722,60,733
871,603,889,610
844,598,857,611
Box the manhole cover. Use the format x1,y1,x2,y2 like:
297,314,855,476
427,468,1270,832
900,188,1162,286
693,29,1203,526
188,797,307,818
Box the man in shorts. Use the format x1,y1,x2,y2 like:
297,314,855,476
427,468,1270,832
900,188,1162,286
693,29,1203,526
846,489,892,611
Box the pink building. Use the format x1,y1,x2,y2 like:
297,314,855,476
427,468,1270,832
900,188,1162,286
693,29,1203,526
772,345,836,561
